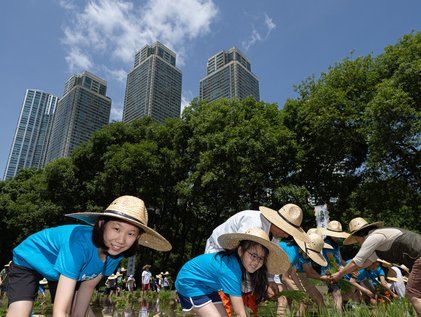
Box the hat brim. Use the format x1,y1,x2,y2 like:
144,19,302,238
343,222,384,245
259,206,310,243
376,259,392,267
142,265,151,270
39,279,48,285
66,212,172,252
387,276,408,283
108,275,117,280
319,227,350,239
217,232,290,275
294,238,328,266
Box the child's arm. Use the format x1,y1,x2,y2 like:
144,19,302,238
71,275,103,316
302,263,329,282
52,274,77,316
230,295,247,317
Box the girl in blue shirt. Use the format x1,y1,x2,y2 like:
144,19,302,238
175,227,289,317
6,195,171,317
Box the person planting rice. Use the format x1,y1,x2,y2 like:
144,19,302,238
318,220,350,312
204,203,310,314
277,231,332,316
331,217,421,316
175,227,290,317
6,195,171,317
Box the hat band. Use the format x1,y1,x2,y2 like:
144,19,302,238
105,209,146,226
305,244,320,254
277,210,300,228
327,228,342,233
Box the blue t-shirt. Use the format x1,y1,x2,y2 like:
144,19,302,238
175,253,242,297
13,225,122,281
357,265,385,286
321,237,343,275
279,240,310,273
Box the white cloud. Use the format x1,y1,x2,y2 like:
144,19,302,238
110,103,124,122
264,13,276,37
65,48,93,72
58,0,76,11
102,66,127,83
242,13,276,51
61,0,218,71
180,93,192,115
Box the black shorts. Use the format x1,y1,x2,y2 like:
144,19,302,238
7,262,43,305
7,262,81,305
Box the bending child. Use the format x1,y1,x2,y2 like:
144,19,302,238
6,195,171,317
175,227,289,317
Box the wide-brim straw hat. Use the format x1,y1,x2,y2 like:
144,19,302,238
294,233,329,266
306,228,333,249
142,264,151,270
386,268,408,283
120,267,126,272
400,264,410,275
259,204,310,242
108,274,118,280
66,195,172,251
343,217,384,245
218,227,290,275
319,220,350,239
164,271,170,275
377,258,392,268
39,278,48,285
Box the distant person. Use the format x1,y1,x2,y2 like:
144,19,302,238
141,264,152,293
6,195,171,317
127,274,136,292
176,227,289,317
0,261,11,298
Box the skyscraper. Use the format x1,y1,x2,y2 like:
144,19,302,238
123,42,182,123
3,89,58,180
199,47,260,102
45,71,111,164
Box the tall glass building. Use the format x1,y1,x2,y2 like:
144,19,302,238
123,42,182,123
199,47,260,102
3,89,58,180
45,71,111,164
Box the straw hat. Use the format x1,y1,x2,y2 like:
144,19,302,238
4,261,11,267
39,278,48,285
108,274,118,280
343,217,384,245
399,264,410,275
120,267,126,272
294,233,328,266
386,268,408,283
319,221,350,239
142,264,151,270
259,204,310,242
218,227,290,275
306,228,333,249
164,271,170,275
66,195,172,251
156,274,162,279
377,258,392,268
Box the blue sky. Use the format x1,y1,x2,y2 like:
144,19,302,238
1,0,420,177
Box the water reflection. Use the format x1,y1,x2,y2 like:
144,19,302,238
91,297,182,317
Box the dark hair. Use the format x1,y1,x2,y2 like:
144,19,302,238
353,226,374,238
92,217,143,258
219,240,269,304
